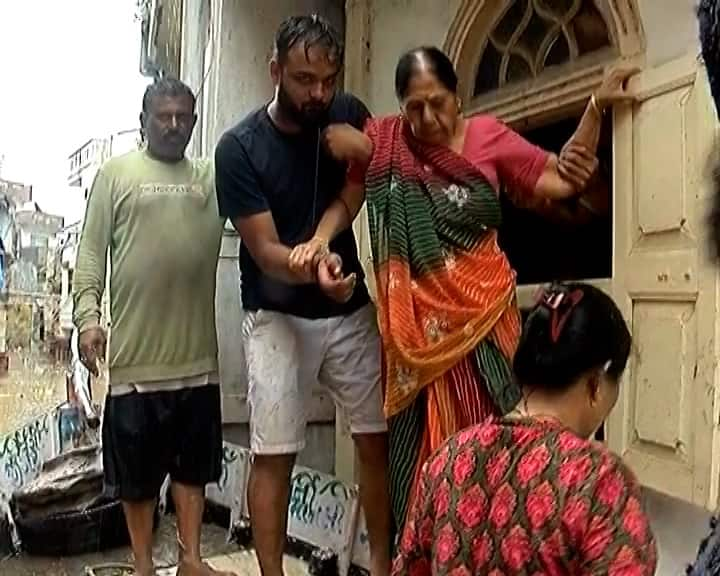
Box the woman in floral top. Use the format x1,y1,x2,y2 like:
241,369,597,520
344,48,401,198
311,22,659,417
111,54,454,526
392,282,657,575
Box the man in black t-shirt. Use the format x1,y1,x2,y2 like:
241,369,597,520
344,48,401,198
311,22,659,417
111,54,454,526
214,15,390,576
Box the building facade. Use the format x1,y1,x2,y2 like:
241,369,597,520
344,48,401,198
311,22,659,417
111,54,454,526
0,177,66,367
67,129,141,203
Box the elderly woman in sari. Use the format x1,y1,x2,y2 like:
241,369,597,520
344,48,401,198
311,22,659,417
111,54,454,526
289,46,636,536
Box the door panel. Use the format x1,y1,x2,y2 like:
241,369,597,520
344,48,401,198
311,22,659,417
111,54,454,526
608,54,719,508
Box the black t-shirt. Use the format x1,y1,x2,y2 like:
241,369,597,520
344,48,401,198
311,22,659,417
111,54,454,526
215,92,371,319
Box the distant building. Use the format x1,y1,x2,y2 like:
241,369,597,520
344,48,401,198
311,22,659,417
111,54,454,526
67,128,141,201
0,179,35,285
57,221,81,334
11,201,64,294
0,178,64,362
67,138,107,191
0,179,31,204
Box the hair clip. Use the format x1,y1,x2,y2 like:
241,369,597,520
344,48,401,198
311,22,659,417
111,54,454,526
534,285,584,343
533,285,569,310
533,286,560,308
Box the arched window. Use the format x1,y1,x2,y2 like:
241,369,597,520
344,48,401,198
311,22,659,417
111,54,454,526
443,0,644,288
444,0,643,122
474,0,615,96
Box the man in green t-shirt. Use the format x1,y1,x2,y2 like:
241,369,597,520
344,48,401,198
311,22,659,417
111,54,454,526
73,78,233,576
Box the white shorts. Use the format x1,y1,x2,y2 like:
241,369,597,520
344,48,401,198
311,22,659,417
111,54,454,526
242,303,387,455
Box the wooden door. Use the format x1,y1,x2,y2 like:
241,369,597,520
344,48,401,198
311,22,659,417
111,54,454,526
607,54,720,509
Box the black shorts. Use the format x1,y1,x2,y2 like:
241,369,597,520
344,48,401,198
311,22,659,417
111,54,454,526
102,385,222,501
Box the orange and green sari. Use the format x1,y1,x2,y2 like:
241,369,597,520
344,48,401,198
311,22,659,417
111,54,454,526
364,116,523,534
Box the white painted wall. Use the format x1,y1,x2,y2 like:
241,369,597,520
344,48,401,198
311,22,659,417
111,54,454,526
365,0,462,114
200,0,344,151
637,0,700,67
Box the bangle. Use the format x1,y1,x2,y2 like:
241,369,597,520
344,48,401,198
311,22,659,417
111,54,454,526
313,236,330,259
590,93,602,116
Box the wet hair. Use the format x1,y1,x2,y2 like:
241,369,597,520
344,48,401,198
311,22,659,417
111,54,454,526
141,77,196,115
394,46,458,99
274,14,344,65
513,282,631,391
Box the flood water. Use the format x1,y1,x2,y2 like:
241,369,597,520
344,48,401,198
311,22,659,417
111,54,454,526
0,353,316,576
0,351,66,436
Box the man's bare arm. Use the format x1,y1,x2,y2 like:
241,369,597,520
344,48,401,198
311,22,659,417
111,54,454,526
231,212,313,284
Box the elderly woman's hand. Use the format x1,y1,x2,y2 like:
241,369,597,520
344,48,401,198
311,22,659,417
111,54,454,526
595,66,640,109
288,236,329,280
558,142,598,192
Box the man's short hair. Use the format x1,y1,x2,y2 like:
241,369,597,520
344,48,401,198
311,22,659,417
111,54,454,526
142,77,196,114
274,14,344,65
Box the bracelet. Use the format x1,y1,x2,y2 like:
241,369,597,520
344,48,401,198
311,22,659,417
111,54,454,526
313,236,330,259
590,93,602,117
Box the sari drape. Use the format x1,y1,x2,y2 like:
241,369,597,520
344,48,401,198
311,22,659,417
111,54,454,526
364,116,523,531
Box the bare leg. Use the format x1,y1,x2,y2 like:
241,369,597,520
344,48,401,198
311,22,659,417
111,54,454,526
122,499,157,576
354,433,391,576
249,454,296,576
172,482,238,576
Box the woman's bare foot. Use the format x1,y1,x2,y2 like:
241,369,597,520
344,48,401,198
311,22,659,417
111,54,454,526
176,559,238,576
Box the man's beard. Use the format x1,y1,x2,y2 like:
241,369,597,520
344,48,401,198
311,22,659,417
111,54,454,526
277,82,331,128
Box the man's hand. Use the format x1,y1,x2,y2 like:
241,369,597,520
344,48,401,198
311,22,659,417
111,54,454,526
318,253,357,304
558,142,598,192
78,326,106,376
322,123,371,163
288,236,329,280
595,65,640,108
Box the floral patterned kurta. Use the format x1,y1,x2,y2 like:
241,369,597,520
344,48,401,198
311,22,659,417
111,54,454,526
392,417,657,576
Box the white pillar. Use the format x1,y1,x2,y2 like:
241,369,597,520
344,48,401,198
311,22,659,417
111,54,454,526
335,0,373,484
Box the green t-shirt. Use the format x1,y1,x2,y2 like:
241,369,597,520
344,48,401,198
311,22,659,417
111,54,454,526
73,149,224,386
